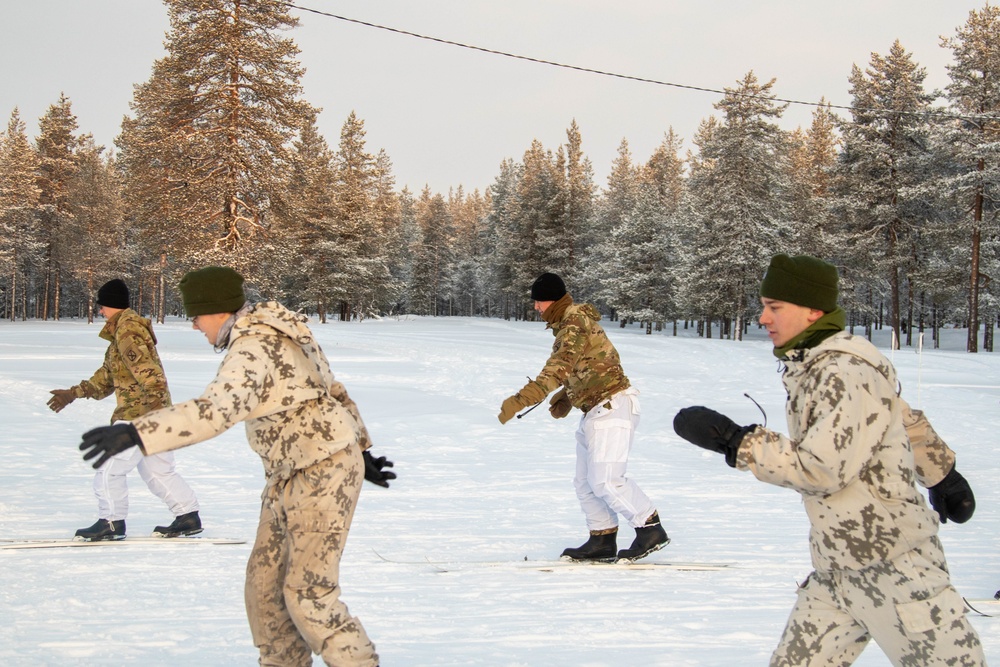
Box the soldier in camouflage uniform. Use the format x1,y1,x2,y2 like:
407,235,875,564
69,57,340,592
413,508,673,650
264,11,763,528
77,267,393,667
499,272,669,563
47,278,200,541
674,254,984,666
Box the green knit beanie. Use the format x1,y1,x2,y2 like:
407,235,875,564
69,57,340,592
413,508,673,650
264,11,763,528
178,266,246,317
759,253,839,312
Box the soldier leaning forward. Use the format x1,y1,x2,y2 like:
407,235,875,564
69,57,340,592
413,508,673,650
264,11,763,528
673,254,984,667
499,272,669,563
47,278,201,541
78,267,395,667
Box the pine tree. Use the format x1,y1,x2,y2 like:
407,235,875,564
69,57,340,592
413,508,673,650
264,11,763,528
788,101,839,259
682,72,794,339
485,158,525,319
942,5,1000,352
324,112,400,320
281,113,337,320
0,109,42,321
121,0,316,275
35,93,80,320
410,190,454,315
65,139,126,322
835,41,935,346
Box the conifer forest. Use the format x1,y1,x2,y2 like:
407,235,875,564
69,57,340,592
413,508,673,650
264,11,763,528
3,1,1000,354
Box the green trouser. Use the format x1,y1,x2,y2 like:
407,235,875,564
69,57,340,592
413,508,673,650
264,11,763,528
771,539,984,667
245,443,378,667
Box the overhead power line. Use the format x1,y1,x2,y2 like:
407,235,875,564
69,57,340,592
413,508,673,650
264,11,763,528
285,2,1000,125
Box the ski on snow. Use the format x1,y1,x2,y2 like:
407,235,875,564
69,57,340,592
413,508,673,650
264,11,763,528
372,549,732,572
0,536,246,550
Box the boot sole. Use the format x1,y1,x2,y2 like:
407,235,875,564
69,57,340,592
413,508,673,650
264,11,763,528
74,535,126,542
559,555,617,564
152,527,204,538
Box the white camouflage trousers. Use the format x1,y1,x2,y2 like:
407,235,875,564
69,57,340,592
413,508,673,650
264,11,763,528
573,387,656,531
94,443,199,522
770,539,985,666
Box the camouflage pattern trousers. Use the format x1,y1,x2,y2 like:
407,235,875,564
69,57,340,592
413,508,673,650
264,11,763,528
770,541,985,666
245,442,379,667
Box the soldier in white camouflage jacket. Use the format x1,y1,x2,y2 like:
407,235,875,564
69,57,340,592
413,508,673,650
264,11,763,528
77,267,394,667
673,254,984,667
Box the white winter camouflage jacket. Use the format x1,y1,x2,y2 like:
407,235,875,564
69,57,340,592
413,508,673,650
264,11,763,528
134,301,370,482
736,331,941,572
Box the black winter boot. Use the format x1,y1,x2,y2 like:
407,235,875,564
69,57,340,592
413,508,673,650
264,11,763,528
75,519,126,541
152,511,203,538
617,512,669,562
560,528,618,562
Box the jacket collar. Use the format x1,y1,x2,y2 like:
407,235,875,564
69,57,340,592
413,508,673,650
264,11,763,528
542,293,573,327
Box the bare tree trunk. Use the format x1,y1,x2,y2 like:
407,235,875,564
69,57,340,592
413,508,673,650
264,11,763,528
968,164,983,353
158,251,168,323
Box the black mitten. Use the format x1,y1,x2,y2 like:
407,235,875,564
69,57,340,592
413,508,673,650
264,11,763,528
928,466,975,524
363,450,396,488
80,423,143,469
673,406,755,468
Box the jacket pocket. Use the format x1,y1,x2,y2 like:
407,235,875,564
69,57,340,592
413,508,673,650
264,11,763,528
895,586,966,635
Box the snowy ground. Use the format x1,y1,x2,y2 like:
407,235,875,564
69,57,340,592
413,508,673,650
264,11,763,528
0,314,996,666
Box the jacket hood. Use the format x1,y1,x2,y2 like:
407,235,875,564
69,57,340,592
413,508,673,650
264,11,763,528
100,308,157,345
793,331,896,388
230,301,314,345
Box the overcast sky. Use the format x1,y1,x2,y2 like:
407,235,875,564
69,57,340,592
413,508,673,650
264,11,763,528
0,1,990,194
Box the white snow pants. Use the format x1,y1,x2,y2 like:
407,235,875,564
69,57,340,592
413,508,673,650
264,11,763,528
93,429,199,521
573,387,655,532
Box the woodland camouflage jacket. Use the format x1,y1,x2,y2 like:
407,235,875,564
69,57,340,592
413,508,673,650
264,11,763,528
134,301,371,482
736,331,942,572
72,308,172,423
536,294,630,412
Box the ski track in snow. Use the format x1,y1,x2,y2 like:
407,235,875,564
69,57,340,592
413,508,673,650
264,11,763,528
0,317,996,666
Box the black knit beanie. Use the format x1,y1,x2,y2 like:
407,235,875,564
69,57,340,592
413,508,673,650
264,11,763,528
178,266,246,317
96,279,130,309
530,273,567,301
759,254,839,312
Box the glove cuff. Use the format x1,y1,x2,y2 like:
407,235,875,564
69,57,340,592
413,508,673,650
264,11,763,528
723,425,756,468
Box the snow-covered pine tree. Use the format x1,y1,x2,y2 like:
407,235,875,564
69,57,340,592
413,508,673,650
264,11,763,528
65,139,126,323
445,186,490,316
484,158,525,319
942,5,1000,352
518,139,560,294
552,120,596,294
787,101,839,260
410,190,454,315
0,109,42,321
681,72,793,340
595,131,685,334
834,41,935,347
590,139,639,322
325,112,400,321
122,0,315,276
282,113,338,321
35,94,80,320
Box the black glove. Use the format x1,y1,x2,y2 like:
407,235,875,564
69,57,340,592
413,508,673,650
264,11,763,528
673,406,755,468
363,450,396,488
927,466,975,524
79,423,143,469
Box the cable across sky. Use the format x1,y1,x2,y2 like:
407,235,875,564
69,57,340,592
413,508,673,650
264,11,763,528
285,2,999,125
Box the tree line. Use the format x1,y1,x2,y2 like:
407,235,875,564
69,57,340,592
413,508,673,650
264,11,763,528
2,1,1000,352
